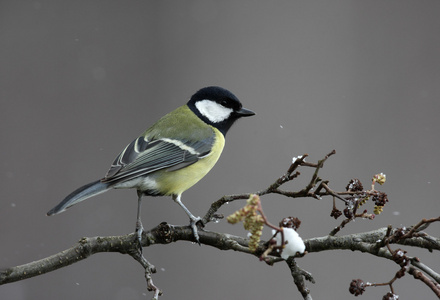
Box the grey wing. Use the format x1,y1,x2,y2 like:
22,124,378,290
101,135,214,184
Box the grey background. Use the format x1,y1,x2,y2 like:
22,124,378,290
1,1,439,299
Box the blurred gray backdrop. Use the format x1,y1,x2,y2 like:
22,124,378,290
1,1,439,299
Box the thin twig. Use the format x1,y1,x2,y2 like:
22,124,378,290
2,151,439,299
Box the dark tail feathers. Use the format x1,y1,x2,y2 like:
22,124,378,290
47,180,110,216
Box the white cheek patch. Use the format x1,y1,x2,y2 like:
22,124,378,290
195,99,233,123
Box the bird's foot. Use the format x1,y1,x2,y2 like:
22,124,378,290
189,216,204,245
135,220,144,254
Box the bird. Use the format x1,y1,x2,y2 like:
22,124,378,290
47,86,255,247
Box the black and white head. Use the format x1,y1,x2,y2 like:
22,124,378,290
187,86,255,135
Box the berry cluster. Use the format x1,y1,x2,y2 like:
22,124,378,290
346,178,364,192
341,174,389,218
279,216,301,230
349,279,365,296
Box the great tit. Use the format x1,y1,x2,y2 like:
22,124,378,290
47,86,255,245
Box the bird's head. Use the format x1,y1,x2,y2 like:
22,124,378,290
187,86,255,135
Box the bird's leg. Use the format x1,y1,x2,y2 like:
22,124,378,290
172,194,202,245
135,191,144,253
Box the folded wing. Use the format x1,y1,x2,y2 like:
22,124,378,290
102,134,215,184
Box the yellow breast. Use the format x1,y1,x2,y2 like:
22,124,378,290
155,127,225,196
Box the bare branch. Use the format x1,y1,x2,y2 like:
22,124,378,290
286,257,314,300
2,150,439,299
409,266,440,297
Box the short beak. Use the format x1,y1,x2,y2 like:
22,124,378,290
236,107,256,117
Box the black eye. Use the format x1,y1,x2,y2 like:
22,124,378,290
221,100,228,107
